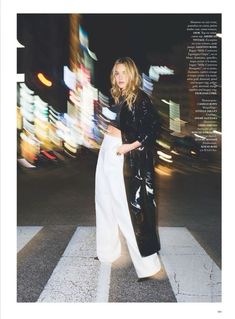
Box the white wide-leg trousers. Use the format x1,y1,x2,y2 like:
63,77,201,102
95,134,161,278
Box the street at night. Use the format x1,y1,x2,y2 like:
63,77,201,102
4,0,235,317
17,148,221,302
15,12,222,304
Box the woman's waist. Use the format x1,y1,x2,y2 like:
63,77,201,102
106,124,122,137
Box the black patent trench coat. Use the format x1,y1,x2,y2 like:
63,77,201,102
119,89,161,257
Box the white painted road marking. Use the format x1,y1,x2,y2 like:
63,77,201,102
17,226,221,302
159,227,221,302
37,226,103,302
95,262,112,302
17,226,43,252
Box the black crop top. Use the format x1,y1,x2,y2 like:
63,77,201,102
103,96,125,130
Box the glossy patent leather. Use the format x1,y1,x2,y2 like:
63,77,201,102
120,89,161,256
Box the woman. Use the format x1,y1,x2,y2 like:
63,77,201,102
95,57,164,281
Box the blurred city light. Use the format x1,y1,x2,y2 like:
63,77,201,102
17,14,221,175
194,133,206,140
157,150,172,160
17,18,105,166
37,73,53,87
161,99,171,105
171,150,180,155
159,156,173,163
149,65,174,82
213,130,222,135
64,66,76,90
156,139,171,150
154,165,172,176
142,73,153,95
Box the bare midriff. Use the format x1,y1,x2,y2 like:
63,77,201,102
106,124,122,137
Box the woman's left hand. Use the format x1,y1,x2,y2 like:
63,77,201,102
116,144,132,155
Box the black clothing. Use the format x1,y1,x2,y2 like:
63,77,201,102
108,96,125,130
120,89,161,256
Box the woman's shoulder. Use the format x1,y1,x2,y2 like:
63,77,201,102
136,89,152,106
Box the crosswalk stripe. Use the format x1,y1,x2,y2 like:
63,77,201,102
37,226,100,302
37,226,112,302
95,262,112,302
17,225,77,302
108,232,176,302
17,226,43,252
159,227,221,302
17,226,221,302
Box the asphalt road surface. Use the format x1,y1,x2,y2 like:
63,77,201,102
17,148,221,303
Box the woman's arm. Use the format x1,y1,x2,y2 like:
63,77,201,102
116,140,141,155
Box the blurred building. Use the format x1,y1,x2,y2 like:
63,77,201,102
17,14,104,166
17,14,70,112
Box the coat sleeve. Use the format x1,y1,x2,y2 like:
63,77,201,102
136,95,159,147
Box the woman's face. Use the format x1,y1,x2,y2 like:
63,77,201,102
114,63,129,90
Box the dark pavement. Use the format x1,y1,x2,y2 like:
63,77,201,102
17,148,221,302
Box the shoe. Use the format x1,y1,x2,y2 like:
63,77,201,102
94,256,99,260
137,268,167,282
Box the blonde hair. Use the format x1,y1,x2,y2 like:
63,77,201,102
110,57,141,108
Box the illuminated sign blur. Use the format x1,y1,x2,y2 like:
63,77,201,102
64,66,76,90
20,83,34,95
37,73,52,87
149,66,174,82
142,73,153,95
79,26,89,49
169,100,181,133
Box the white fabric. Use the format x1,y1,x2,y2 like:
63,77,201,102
95,133,161,278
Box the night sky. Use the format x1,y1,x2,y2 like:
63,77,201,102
82,13,221,94
17,13,221,108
